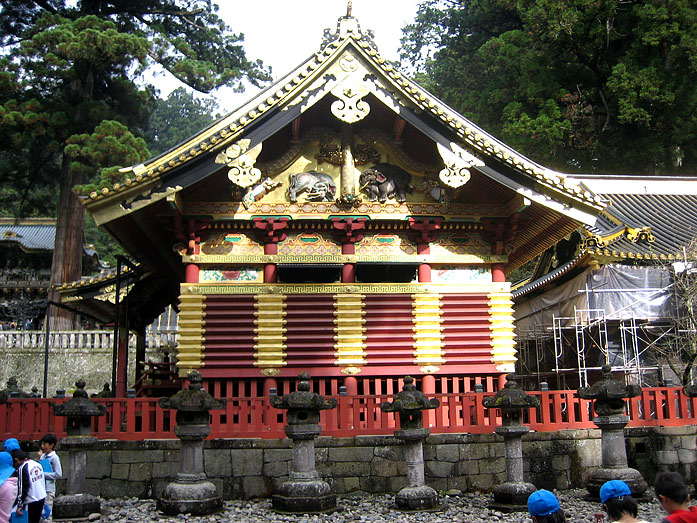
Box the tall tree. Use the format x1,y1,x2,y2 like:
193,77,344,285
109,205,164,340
0,1,270,327
401,0,697,174
145,87,219,156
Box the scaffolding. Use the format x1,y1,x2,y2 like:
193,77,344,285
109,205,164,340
518,269,673,389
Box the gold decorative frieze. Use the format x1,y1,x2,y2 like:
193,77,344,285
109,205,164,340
181,200,509,220
184,253,508,264
334,294,367,370
253,294,287,370
181,282,510,296
176,294,205,375
488,291,516,373
412,294,444,366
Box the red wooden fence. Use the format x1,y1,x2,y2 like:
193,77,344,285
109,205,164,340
0,387,694,442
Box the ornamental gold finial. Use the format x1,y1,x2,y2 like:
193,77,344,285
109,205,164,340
347,1,352,16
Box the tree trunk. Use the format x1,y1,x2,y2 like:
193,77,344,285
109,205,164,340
49,155,86,329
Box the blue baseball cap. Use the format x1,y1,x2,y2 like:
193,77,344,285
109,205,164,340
0,452,13,487
528,490,560,517
3,439,19,452
600,480,632,504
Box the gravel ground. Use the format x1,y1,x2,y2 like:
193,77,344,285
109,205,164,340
100,489,669,523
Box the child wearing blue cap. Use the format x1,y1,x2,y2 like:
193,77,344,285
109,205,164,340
0,451,18,523
655,471,697,523
527,490,566,522
2,441,19,453
599,480,649,523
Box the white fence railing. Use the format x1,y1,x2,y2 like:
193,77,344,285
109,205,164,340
0,329,178,350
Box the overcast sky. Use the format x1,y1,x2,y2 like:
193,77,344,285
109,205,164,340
153,0,424,112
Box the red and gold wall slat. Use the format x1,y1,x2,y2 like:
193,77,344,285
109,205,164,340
178,287,513,378
334,293,367,375
412,294,444,372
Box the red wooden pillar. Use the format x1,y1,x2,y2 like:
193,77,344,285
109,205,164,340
264,243,278,283
253,218,289,283
408,218,443,283
417,244,431,283
185,263,200,283
422,374,436,428
492,263,506,283
331,218,366,283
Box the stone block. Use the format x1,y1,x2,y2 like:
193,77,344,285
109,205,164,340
658,426,697,437
152,460,178,479
164,450,180,462
325,461,370,477
111,463,129,481
428,477,448,492
83,479,101,497
231,449,263,476
360,476,388,493
112,450,163,464
488,442,505,458
552,439,576,454
553,455,571,471
463,443,489,460
478,457,505,475
263,459,289,478
681,437,697,450
678,449,697,464
264,448,292,463
467,473,497,492
425,460,455,478
344,476,361,492
436,444,459,463
658,437,682,451
575,439,602,468
374,445,403,461
447,476,468,493
326,446,374,462
128,462,152,482
456,459,479,476
371,456,405,477
656,450,680,465
223,477,243,499
423,444,436,462
152,479,170,499
204,449,232,477
85,451,111,479
101,478,148,499
388,475,408,492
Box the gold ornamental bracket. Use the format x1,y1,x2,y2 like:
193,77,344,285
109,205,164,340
331,78,371,123
437,142,485,188
215,139,263,188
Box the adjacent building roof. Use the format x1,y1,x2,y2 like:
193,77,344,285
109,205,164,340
514,175,697,298
0,218,56,252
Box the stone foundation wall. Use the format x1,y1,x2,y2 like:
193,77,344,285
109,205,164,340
47,425,697,500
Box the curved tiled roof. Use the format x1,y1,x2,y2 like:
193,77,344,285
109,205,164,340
0,219,56,252
83,11,603,214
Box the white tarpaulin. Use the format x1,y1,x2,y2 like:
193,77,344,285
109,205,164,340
515,264,672,339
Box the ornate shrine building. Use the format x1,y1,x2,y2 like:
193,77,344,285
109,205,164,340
78,8,604,397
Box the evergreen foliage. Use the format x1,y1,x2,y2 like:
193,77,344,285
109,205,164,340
0,1,269,305
402,0,697,174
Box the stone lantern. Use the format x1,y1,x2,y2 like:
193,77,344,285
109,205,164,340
578,364,647,498
270,371,338,513
482,374,539,512
380,376,440,510
52,379,107,519
157,370,226,516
